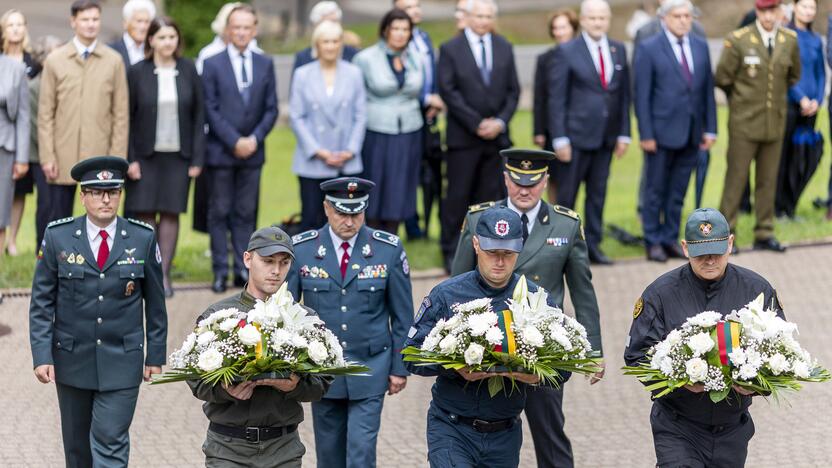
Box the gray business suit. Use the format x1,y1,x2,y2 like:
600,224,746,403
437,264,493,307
289,60,367,230
0,55,30,227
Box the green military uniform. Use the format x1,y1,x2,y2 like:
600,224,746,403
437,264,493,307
449,149,602,468
189,226,331,468
715,24,800,242
29,156,167,468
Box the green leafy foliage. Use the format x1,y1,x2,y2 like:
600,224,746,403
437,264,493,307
164,0,250,57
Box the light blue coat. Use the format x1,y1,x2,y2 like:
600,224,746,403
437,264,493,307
353,41,423,135
290,60,366,178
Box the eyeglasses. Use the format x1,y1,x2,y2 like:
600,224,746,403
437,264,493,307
82,188,122,200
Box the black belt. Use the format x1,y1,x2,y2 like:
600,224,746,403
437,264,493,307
209,422,297,443
449,413,517,433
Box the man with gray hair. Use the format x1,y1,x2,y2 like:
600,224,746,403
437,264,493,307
634,0,716,262
108,0,155,68
195,2,262,75
292,1,358,71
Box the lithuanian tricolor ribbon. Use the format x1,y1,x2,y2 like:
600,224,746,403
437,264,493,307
713,320,741,366
494,310,517,355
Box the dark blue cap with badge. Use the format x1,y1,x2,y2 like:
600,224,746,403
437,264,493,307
502,148,555,187
71,156,128,190
475,206,523,252
684,208,731,257
320,176,376,214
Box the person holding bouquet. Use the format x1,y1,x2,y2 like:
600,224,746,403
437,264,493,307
189,225,330,467
405,206,568,468
624,208,784,467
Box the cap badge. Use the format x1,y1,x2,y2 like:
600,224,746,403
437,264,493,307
699,223,712,236
96,170,113,181
520,160,532,170
494,220,510,237
348,182,357,192
273,232,285,242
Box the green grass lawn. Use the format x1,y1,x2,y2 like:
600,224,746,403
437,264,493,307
3,107,832,288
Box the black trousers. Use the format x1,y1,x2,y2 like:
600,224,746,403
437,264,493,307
43,182,76,228
207,166,261,278
524,385,573,468
651,404,754,468
776,103,817,217
440,144,506,260
30,164,52,248
298,176,331,232
555,147,612,249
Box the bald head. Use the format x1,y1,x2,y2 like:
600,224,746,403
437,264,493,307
580,0,611,40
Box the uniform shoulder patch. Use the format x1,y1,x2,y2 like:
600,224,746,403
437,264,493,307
46,217,74,228
128,218,154,231
292,230,319,245
414,296,431,323
633,297,644,319
467,201,496,213
372,230,399,246
553,205,580,221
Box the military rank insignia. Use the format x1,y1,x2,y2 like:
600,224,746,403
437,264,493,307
358,264,387,279
316,245,327,258
546,237,569,246
362,244,372,257
400,251,409,275
300,265,329,279
633,297,644,319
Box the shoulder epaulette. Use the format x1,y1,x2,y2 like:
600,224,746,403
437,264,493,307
553,205,580,221
732,26,750,39
292,230,318,245
780,28,797,38
372,230,399,247
128,218,154,231
467,201,496,213
46,217,75,228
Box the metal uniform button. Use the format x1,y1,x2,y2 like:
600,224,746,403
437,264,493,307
341,289,346,295
341,341,347,348
130,273,135,278
68,272,72,278
313,287,318,292
98,295,104,302
97,317,102,324
99,273,105,279
341,306,347,312
96,339,102,346
370,286,375,292
341,324,348,331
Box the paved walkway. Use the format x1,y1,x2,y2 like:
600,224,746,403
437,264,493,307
3,245,832,466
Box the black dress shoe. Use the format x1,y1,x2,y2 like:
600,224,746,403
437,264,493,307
753,238,786,252
663,243,686,259
588,246,613,265
647,245,668,262
212,276,227,293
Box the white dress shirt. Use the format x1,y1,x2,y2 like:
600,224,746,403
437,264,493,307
123,32,145,65
756,21,778,52
330,227,357,260
87,217,116,258
196,36,262,75
464,28,492,72
73,36,98,58
227,43,255,93
664,29,694,74
507,199,542,233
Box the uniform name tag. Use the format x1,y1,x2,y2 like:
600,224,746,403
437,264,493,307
743,55,761,65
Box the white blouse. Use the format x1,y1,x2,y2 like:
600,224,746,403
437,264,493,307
154,67,181,153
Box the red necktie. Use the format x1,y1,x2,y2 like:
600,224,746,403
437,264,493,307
598,45,607,90
339,241,350,279
97,230,109,269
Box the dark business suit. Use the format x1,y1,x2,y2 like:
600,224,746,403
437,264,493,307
108,37,131,69
533,46,557,152
635,32,716,249
547,35,630,251
437,30,520,262
202,48,278,280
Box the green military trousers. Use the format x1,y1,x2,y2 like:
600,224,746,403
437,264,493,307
202,429,305,468
719,134,784,241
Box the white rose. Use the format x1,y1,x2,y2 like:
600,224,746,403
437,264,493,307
181,333,197,353
422,335,441,352
522,326,545,348
291,334,309,349
438,334,459,354
464,343,485,366
792,360,811,379
685,358,709,382
738,364,758,380
308,341,329,365
197,331,217,347
551,331,573,351
687,332,715,356
767,353,789,376
197,348,224,372
666,330,683,346
237,325,262,346
219,318,239,333
485,327,504,346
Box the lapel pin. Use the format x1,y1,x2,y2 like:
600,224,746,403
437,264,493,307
352,264,360,270
76,254,85,264
67,253,76,264
75,229,82,236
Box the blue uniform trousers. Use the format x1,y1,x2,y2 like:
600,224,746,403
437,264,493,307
312,395,384,468
642,145,698,247
555,147,612,249
651,403,754,468
207,166,261,279
56,383,140,468
524,385,573,468
426,404,522,468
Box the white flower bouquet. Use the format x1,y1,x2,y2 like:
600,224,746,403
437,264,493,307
623,294,829,402
402,276,602,396
152,283,369,386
